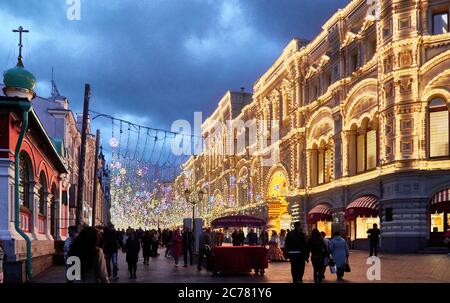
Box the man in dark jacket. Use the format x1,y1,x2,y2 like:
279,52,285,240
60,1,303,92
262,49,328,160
367,223,381,256
284,222,309,283
197,228,212,271
100,222,123,280
247,228,258,246
182,226,195,267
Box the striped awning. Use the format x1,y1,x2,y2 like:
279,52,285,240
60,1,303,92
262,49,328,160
345,195,379,220
430,189,450,212
307,204,332,224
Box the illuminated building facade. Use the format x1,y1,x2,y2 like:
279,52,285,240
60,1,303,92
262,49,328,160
176,0,450,252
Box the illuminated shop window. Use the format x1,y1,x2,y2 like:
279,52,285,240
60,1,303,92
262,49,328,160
317,220,332,238
433,12,449,35
429,98,449,157
356,216,380,239
430,212,444,232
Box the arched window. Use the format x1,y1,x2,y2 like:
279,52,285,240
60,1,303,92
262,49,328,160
19,152,31,209
355,119,378,173
38,172,47,215
429,98,449,158
311,141,333,186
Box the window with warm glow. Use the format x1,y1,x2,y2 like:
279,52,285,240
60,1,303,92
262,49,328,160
366,130,377,170
356,216,380,239
433,12,449,35
430,212,444,232
318,150,325,184
357,134,365,173
429,98,449,157
317,220,332,238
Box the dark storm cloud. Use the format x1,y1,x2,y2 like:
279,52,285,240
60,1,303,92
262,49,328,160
0,0,349,131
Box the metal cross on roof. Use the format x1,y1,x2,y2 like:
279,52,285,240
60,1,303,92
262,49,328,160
12,26,29,65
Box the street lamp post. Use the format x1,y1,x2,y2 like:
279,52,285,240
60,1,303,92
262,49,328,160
184,188,205,236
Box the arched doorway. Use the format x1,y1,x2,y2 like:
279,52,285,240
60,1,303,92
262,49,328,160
429,189,450,246
266,169,289,233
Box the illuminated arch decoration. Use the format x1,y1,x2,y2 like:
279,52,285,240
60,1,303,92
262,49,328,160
343,78,378,130
266,169,289,201
307,107,334,149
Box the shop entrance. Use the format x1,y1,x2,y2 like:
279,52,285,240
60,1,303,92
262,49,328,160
429,189,450,247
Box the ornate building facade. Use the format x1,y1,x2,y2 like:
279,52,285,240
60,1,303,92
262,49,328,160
176,0,450,252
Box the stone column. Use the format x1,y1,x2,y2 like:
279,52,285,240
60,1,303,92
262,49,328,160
46,193,54,240
0,159,13,240
32,182,42,238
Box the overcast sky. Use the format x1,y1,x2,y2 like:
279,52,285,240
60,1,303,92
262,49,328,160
0,0,348,139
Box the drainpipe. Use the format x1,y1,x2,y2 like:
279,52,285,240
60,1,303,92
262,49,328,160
0,98,32,281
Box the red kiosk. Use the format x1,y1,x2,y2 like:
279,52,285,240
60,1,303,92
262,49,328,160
209,215,268,275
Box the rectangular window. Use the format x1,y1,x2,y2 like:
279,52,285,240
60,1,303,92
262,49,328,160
366,130,377,170
433,12,449,35
318,150,325,184
357,134,366,173
385,208,393,222
356,216,380,239
325,148,332,183
430,111,449,157
332,63,339,82
430,212,444,232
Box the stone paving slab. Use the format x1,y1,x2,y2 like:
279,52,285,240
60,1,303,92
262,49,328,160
33,249,450,283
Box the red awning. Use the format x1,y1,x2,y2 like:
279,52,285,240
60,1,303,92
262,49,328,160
345,195,379,220
307,204,332,224
430,189,450,212
211,215,266,228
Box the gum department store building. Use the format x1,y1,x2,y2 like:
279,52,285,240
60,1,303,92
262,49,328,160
175,0,450,252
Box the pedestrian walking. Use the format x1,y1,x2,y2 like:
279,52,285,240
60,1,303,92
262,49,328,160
197,228,212,271
151,229,160,256
142,231,152,265
247,228,258,246
284,222,309,283
165,230,173,257
68,227,109,283
182,226,195,266
260,228,269,247
172,229,183,267
268,230,285,261
124,231,140,279
280,229,288,259
308,229,328,283
367,223,381,256
329,231,350,280
320,231,331,279
100,222,122,280
64,226,77,264
216,230,224,246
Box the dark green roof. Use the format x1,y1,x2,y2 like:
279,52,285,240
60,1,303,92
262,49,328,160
3,61,36,91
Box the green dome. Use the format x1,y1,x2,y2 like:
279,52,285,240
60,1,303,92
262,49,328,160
3,62,36,91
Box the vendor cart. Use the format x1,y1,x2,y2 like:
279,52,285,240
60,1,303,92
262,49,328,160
209,215,268,275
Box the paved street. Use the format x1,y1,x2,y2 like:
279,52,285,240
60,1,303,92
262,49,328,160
33,248,450,283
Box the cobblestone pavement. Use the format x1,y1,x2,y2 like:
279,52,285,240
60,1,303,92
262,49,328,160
33,248,450,283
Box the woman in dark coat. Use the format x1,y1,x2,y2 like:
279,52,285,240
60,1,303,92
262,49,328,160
142,231,152,265
308,228,328,283
124,231,140,279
